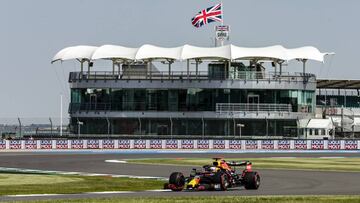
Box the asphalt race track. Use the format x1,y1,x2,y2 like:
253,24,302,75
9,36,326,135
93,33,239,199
0,152,360,201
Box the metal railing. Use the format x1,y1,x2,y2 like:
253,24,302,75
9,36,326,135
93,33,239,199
69,71,315,82
216,103,292,113
69,102,213,112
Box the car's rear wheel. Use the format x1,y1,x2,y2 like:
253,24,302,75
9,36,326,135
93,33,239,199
243,171,260,190
220,173,229,191
169,172,185,191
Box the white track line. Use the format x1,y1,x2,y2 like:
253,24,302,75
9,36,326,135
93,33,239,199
5,190,169,197
0,167,167,180
105,160,127,163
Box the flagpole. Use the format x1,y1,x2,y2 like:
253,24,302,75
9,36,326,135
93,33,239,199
221,2,224,25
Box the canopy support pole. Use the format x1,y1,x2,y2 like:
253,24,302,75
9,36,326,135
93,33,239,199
147,60,152,79
302,59,307,84
167,59,173,80
186,59,189,79
112,59,115,76
80,60,84,73
275,60,285,76
228,60,231,79
87,60,91,76
195,59,199,79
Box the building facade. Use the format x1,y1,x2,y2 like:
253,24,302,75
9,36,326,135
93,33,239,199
53,44,329,137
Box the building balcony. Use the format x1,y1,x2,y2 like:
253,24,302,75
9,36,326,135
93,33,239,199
69,102,313,120
69,71,317,90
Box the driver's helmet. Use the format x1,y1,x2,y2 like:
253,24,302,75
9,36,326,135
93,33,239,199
210,166,218,172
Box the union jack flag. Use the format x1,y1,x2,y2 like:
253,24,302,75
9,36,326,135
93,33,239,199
134,140,146,149
261,140,274,150
40,140,52,149
0,139,6,149
311,140,324,150
328,140,341,150
197,140,209,149
229,140,241,149
166,140,178,149
278,140,290,150
102,140,114,149
150,140,162,149
191,4,223,28
213,140,225,149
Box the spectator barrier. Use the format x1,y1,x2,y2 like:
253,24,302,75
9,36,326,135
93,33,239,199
0,139,359,150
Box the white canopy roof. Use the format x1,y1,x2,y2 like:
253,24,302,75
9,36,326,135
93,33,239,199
52,45,98,63
306,118,333,129
52,44,332,63
135,44,183,60
181,44,231,60
231,45,288,61
91,45,138,60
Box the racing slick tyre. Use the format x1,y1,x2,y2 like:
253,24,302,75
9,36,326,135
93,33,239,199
169,172,185,191
243,171,260,190
220,173,229,191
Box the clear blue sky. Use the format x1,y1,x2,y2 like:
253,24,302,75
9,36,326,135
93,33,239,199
0,0,358,118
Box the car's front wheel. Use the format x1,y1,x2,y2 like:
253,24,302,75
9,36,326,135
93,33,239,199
169,172,185,191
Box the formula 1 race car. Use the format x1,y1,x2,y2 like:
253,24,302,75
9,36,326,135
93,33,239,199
164,158,260,191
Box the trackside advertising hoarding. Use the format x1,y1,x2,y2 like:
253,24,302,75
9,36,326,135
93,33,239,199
0,139,359,150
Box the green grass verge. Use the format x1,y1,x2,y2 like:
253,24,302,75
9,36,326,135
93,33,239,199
0,173,163,195
126,157,360,172
8,195,360,203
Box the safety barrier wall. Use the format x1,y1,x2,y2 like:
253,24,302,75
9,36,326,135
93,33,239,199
0,139,359,150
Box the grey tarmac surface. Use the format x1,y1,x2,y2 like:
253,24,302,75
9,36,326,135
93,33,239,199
0,151,360,201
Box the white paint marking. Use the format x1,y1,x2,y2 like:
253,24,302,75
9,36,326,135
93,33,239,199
6,194,60,197
5,189,170,197
84,191,135,194
105,159,127,163
319,156,345,159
